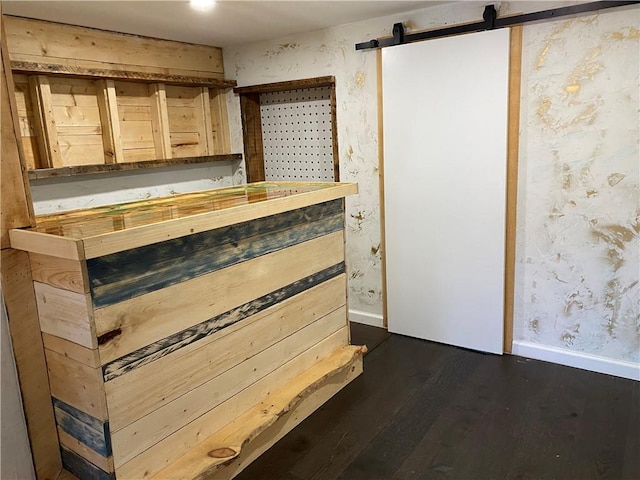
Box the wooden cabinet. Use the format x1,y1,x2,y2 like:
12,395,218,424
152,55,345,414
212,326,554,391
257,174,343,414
4,15,236,172
10,181,364,479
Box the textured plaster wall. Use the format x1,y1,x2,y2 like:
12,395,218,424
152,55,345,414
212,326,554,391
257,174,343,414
516,7,639,362
225,1,639,363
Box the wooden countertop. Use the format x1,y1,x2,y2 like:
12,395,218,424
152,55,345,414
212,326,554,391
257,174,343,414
9,181,357,260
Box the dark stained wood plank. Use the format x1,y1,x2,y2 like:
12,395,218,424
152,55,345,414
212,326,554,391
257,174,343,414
53,398,111,458
240,93,265,182
88,200,343,307
27,154,242,179
234,76,335,95
236,334,640,480
11,61,236,89
101,263,345,380
60,447,114,480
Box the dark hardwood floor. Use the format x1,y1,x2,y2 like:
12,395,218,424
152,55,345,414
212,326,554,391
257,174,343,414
236,332,640,480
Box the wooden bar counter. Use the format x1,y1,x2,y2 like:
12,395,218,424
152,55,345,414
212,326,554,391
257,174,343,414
9,181,364,480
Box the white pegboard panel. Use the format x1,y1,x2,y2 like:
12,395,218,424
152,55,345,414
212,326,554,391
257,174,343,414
260,87,335,182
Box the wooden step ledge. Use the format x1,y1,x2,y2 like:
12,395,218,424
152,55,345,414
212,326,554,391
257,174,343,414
152,344,367,480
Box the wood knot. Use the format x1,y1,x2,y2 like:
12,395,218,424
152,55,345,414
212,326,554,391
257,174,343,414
208,447,236,459
98,328,122,345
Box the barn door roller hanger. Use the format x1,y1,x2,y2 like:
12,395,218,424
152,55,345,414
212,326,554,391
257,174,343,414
355,1,638,51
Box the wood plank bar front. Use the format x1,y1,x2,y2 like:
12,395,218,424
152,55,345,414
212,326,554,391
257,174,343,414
9,181,362,480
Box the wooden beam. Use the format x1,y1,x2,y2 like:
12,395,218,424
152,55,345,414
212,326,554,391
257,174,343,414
234,76,335,95
1,249,63,480
195,87,214,155
1,23,35,247
149,83,172,159
95,79,123,164
239,93,265,183
11,61,236,88
29,75,63,167
504,25,523,354
209,88,231,154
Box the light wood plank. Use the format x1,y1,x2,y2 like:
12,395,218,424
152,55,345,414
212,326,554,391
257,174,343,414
96,79,123,164
115,325,349,477
196,87,214,155
46,349,107,421
29,251,89,293
42,333,100,368
118,105,152,121
122,147,157,163
170,131,200,158
104,276,346,433
80,182,357,258
211,357,362,480
155,345,364,480
4,16,224,76
1,249,62,480
120,120,155,149
49,77,99,106
57,429,114,474
209,88,230,154
56,125,102,136
57,135,105,167
504,25,522,354
116,81,152,105
51,106,101,127
34,282,95,349
149,83,171,159
111,309,346,463
95,232,345,363
9,229,84,260
29,75,63,167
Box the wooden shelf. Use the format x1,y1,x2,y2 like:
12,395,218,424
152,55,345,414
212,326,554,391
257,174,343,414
27,154,243,180
12,61,237,89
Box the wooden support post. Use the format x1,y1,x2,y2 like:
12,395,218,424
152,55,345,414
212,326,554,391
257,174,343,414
239,93,265,183
29,75,63,168
195,87,215,155
95,79,123,164
1,26,35,247
149,83,172,159
209,88,231,154
1,250,64,480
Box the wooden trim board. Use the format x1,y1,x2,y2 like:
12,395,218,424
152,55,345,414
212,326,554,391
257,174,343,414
376,48,389,329
234,76,335,95
503,25,522,354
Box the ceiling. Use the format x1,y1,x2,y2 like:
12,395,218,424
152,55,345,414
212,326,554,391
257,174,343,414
2,1,448,48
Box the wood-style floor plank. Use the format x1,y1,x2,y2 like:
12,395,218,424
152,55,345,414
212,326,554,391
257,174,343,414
237,331,639,480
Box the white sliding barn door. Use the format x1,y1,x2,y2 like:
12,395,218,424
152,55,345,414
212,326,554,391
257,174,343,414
382,29,510,354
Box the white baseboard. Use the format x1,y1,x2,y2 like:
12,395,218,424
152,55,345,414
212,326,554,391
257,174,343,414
511,340,640,381
348,309,384,329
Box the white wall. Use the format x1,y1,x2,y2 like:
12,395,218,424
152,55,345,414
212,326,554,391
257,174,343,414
1,295,36,480
30,161,241,215
224,1,639,371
